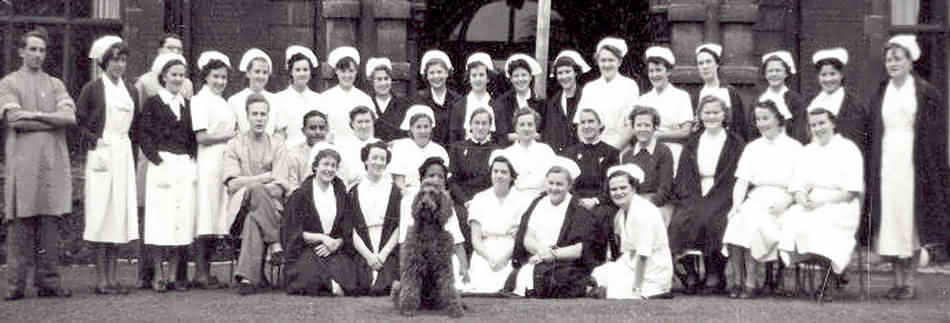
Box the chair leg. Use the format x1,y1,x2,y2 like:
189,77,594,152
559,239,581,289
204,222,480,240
817,266,833,304
858,249,868,301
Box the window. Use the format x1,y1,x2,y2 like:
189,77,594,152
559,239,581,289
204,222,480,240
890,0,949,104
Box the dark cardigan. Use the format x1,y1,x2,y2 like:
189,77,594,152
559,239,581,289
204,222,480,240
866,76,950,246
539,89,581,153
447,94,499,144
414,87,461,145
135,95,197,164
492,90,544,146
75,77,141,153
691,85,751,141
373,94,410,142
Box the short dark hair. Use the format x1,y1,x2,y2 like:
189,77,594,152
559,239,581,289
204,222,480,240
629,105,660,129
696,48,721,65
807,107,838,127
754,100,786,126
312,148,342,169
760,56,792,79
418,156,448,179
468,107,493,126
334,57,358,71
157,59,186,87
19,28,49,48
245,93,270,113
198,59,231,86
646,56,673,70
553,56,583,76
605,169,641,196
512,107,541,130
157,33,181,49
360,141,392,165
286,53,314,72
302,109,328,128
349,105,375,129
98,42,130,69
506,59,532,79
489,155,518,183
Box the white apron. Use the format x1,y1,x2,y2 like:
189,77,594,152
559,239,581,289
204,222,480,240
144,152,197,246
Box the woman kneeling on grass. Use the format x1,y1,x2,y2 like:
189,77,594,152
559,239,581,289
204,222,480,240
589,164,673,299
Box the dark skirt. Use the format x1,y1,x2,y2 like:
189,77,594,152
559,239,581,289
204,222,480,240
668,197,731,257
354,246,401,296
505,261,592,298
285,251,367,296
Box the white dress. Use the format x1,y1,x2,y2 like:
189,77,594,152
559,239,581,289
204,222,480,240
320,85,374,144
83,78,138,243
722,133,802,261
591,196,673,298
876,79,919,257
227,88,282,135
502,141,556,197
576,75,639,149
191,87,237,236
779,135,863,273
465,189,530,293
336,135,381,188
637,84,694,173
275,86,323,148
513,194,570,295
388,138,449,190
145,92,198,246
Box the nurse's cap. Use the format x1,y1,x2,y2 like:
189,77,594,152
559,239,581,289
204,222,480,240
645,46,675,66
151,52,187,74
308,141,342,170
695,43,723,58
607,164,645,184
552,50,591,76
365,57,393,78
239,48,272,73
761,50,796,74
197,51,231,71
285,45,319,70
887,34,921,61
487,149,514,168
812,47,849,66
504,53,542,78
88,35,123,62
328,46,361,67
400,104,435,131
548,156,582,182
466,52,494,71
420,50,453,75
596,37,628,58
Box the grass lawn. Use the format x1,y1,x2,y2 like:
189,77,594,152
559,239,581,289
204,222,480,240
0,263,948,322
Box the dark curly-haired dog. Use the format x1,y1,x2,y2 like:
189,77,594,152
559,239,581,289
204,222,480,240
390,179,464,317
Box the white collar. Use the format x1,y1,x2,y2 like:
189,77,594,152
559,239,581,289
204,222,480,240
759,86,792,119
633,138,657,155
808,86,846,115
431,87,447,105
158,88,184,118
578,136,602,146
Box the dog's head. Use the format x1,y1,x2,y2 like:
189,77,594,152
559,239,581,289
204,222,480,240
411,179,451,226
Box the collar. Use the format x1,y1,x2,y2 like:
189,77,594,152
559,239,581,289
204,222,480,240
471,135,492,145
467,91,491,107
431,87,446,105
578,136,601,146
808,86,846,115
158,88,184,109
633,138,657,155
759,86,792,119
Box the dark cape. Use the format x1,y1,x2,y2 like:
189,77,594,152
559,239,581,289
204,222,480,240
539,89,581,153
447,137,501,205
866,76,950,246
281,176,366,296
505,194,599,298
492,90,544,146
414,87,461,145
668,130,746,256
349,182,402,296
619,141,674,207
373,94,410,142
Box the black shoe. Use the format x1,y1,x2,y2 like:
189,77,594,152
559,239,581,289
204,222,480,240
4,290,24,301
37,287,72,298
237,281,256,295
645,292,674,300
587,286,607,299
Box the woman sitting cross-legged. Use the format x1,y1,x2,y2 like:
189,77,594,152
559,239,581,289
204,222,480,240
778,108,863,300
464,151,531,293
281,144,365,296
504,157,601,298
589,164,673,299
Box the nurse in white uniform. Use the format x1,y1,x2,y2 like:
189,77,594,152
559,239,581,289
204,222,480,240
576,37,640,149
276,45,323,148
321,46,374,144
228,48,284,141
